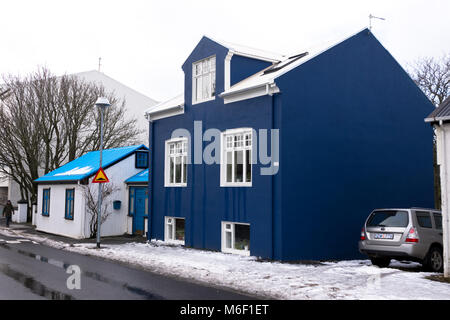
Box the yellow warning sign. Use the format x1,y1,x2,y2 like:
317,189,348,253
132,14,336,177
92,168,109,183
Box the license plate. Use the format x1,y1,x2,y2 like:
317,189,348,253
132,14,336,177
373,233,394,240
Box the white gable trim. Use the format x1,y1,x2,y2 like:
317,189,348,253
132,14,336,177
146,105,185,121
230,50,281,63
220,82,279,104
144,94,185,121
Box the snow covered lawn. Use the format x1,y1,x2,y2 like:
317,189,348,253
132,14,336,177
1,228,450,299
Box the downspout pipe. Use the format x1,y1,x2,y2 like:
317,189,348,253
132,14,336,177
439,121,450,277
148,118,154,241
271,94,275,260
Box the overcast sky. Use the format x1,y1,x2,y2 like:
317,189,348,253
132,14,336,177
1,0,449,102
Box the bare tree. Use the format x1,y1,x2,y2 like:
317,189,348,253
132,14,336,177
409,54,450,209
409,54,450,107
82,183,120,238
0,89,9,100
0,67,142,213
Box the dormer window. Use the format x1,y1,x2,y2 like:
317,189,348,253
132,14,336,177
135,151,149,169
192,56,216,104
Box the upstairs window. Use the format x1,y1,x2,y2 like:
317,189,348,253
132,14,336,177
135,151,149,169
221,129,252,187
165,138,188,187
192,56,216,104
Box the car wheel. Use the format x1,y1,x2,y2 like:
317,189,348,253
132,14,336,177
425,246,443,273
370,257,391,268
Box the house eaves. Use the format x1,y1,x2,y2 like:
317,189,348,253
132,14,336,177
425,97,450,124
219,81,280,105
144,93,185,121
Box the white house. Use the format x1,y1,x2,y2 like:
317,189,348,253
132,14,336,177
425,96,450,277
34,145,149,239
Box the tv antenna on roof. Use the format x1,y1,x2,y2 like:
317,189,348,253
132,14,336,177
98,57,102,72
369,14,386,31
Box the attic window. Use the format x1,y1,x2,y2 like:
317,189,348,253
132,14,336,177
192,56,216,104
262,52,308,75
135,151,149,169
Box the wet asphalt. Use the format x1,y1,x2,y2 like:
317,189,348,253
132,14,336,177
0,231,255,300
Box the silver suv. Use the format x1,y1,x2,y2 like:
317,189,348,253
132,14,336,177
359,208,443,272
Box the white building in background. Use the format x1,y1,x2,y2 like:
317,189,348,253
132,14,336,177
0,70,158,210
425,96,450,277
75,70,158,144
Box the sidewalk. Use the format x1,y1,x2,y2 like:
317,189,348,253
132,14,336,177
0,217,147,246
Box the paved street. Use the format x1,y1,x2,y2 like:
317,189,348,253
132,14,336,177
0,226,254,300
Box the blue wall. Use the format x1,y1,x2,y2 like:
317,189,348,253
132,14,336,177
230,55,272,86
275,29,435,260
150,96,277,258
150,37,279,258
149,30,435,261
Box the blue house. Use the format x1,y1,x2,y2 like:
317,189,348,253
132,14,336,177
144,29,435,260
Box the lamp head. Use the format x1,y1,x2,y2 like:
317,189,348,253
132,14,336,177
95,97,111,108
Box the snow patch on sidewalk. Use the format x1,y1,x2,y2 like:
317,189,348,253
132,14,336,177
1,228,449,299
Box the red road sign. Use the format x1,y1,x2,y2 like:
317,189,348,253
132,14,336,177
92,167,109,183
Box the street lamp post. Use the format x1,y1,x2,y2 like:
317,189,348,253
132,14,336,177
95,97,111,249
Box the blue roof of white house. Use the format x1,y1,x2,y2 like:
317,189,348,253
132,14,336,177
35,145,148,183
125,169,148,184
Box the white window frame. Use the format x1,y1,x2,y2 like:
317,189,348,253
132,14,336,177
192,55,216,105
221,221,250,256
220,128,253,187
165,137,188,187
165,216,185,245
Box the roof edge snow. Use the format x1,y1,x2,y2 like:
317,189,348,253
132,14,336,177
144,93,185,121
221,28,370,103
206,36,286,63
35,144,148,183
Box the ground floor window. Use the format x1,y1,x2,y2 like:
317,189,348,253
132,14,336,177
221,222,250,256
165,217,185,244
42,188,50,216
64,189,75,220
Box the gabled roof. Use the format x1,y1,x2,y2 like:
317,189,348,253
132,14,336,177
35,145,148,183
207,36,286,63
125,169,148,184
146,28,373,117
220,28,368,102
424,97,450,123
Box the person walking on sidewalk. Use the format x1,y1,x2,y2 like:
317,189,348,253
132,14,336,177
2,200,13,227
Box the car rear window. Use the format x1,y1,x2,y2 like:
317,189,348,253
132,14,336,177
367,210,409,227
416,211,432,228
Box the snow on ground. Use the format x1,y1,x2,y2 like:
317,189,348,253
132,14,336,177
1,227,449,300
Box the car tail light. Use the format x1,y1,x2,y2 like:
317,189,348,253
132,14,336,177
405,227,419,243
360,227,366,241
